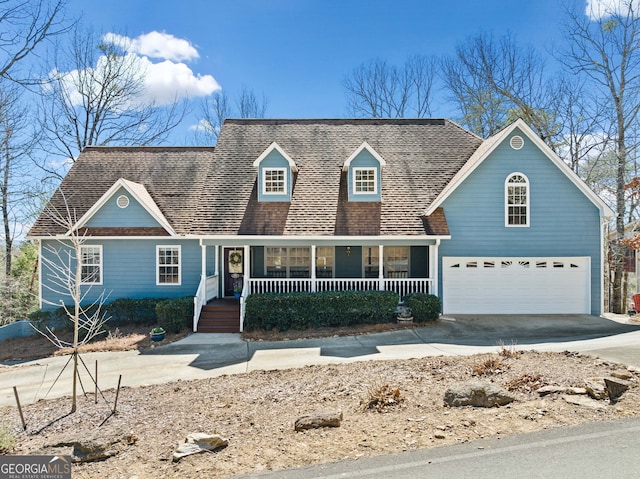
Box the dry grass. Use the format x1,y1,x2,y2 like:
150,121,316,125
472,355,507,376
0,422,16,454
361,383,403,412
0,325,190,362
242,321,426,341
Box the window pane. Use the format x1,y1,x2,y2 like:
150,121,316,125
158,247,180,284
354,168,376,193
364,247,379,278
80,246,101,283
385,246,409,278
316,246,334,278
264,169,286,193
507,175,528,226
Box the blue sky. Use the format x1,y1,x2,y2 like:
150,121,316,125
63,0,583,143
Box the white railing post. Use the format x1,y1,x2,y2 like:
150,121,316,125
378,245,384,291
311,245,317,293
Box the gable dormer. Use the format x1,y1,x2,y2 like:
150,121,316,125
343,141,386,202
71,178,176,235
253,142,298,202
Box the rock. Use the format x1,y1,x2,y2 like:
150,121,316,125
562,395,605,409
604,377,630,403
611,370,633,380
584,378,607,400
173,433,229,462
537,386,587,396
49,429,137,463
443,381,515,408
294,410,343,431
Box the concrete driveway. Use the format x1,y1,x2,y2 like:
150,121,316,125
1,314,639,408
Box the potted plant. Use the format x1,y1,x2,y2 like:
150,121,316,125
233,285,242,299
150,326,166,342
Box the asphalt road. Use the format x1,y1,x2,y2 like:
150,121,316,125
232,416,640,479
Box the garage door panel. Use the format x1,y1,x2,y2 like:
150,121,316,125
443,257,590,314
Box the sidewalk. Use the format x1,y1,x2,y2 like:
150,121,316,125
1,314,639,408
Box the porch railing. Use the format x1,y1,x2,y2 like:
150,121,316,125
193,274,220,331
247,277,432,297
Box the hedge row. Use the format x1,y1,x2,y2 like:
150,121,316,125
28,296,194,333
244,290,399,331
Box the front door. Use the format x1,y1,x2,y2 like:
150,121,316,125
224,248,244,297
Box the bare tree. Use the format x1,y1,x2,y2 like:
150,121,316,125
441,33,562,148
0,0,70,85
196,87,267,145
560,1,640,313
343,55,436,118
37,192,110,412
39,25,185,166
237,86,268,118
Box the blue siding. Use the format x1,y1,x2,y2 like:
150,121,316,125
438,129,603,314
256,150,292,202
40,238,201,310
85,187,161,228
347,149,382,202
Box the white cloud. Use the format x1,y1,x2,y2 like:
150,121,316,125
55,31,220,108
586,0,640,20
189,118,216,132
141,57,220,105
103,31,199,62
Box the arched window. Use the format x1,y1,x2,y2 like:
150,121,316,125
505,173,529,227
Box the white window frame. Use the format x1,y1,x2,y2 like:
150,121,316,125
262,167,287,195
80,245,103,285
315,246,335,278
505,172,530,227
353,167,378,194
265,246,311,278
156,245,181,286
384,246,410,278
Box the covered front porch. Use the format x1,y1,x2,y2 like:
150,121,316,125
193,237,443,332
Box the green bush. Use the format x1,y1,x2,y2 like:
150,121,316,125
244,290,398,332
106,297,166,325
156,296,193,333
404,293,441,322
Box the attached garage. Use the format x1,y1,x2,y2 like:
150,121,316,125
442,257,591,314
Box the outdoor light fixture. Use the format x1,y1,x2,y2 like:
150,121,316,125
346,246,351,256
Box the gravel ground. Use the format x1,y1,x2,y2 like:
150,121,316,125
3,349,640,478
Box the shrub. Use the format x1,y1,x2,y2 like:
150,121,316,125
106,297,166,325
156,296,193,333
403,293,440,322
361,384,403,412
244,290,398,331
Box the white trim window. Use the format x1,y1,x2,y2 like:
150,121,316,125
157,245,181,285
265,247,310,278
385,246,409,278
80,245,102,284
363,246,379,278
505,173,530,227
263,168,287,194
353,167,377,194
315,246,334,278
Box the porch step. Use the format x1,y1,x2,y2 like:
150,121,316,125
197,299,240,333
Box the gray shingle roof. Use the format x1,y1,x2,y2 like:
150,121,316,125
29,119,483,238
192,119,482,236
28,147,214,236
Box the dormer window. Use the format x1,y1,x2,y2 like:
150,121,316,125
343,141,386,202
353,167,378,194
263,168,287,194
253,142,297,202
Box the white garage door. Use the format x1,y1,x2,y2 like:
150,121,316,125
442,257,590,314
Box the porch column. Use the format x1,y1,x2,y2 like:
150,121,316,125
378,244,384,291
311,244,317,292
214,245,219,277
200,242,207,297
243,245,250,294
430,239,440,296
